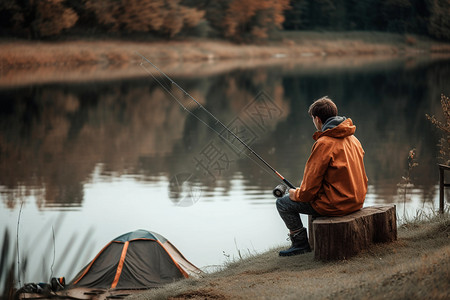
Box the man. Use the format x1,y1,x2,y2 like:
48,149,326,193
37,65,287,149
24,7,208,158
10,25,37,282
276,96,368,256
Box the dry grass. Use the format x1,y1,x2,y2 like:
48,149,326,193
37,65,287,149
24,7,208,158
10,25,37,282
1,32,450,87
130,212,449,300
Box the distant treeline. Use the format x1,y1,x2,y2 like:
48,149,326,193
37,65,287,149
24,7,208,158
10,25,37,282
0,0,449,41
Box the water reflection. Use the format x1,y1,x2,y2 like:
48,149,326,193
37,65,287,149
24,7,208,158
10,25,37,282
1,58,449,209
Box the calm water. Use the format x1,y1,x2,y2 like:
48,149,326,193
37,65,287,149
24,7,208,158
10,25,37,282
1,56,450,287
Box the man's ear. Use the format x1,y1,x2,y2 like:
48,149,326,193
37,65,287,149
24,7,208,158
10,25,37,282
314,116,323,131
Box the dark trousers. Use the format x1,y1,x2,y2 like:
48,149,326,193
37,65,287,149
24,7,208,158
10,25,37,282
276,195,322,231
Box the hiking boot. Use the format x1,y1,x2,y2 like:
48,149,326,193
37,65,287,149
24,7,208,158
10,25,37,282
279,228,311,257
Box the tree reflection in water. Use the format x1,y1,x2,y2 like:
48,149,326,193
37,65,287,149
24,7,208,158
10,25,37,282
0,57,449,210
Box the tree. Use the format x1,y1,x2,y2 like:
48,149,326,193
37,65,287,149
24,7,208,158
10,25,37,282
33,0,79,37
427,0,450,40
380,0,413,32
0,0,78,38
348,0,383,30
308,0,336,29
83,0,120,31
194,0,229,37
84,0,205,37
223,0,291,41
426,94,450,164
0,0,24,35
283,0,309,30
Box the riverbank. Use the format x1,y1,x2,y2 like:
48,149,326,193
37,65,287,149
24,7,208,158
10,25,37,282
1,32,450,87
130,213,449,299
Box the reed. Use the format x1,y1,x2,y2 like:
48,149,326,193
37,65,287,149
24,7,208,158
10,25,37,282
1,229,18,299
0,216,94,299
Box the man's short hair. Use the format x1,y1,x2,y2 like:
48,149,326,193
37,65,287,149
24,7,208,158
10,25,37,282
308,96,338,123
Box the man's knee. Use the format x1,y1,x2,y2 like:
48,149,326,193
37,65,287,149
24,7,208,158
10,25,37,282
276,195,291,212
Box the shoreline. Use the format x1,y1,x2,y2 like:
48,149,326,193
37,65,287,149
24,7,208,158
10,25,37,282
1,32,450,87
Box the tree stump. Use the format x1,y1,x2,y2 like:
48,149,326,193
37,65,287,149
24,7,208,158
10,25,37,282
309,205,397,261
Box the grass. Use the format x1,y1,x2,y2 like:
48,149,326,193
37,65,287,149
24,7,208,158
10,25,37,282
130,210,449,300
3,210,448,299
0,218,95,299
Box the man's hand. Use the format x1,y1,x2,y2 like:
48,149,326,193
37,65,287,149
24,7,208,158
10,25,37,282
288,188,296,201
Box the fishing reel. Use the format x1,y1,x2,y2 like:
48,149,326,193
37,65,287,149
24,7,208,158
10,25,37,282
273,184,288,198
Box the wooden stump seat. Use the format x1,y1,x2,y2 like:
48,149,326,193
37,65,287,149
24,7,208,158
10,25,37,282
308,205,397,261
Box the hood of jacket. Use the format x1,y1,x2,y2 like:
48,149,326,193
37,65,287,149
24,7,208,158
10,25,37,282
313,117,355,141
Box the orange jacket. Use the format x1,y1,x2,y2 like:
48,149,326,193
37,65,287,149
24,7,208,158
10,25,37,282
293,118,368,216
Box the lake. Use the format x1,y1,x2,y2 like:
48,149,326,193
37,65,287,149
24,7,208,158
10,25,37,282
1,55,449,288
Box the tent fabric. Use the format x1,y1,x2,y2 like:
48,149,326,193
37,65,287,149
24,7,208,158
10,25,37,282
113,230,167,243
69,230,201,290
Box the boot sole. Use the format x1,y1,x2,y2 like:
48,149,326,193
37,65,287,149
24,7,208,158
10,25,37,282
279,248,312,257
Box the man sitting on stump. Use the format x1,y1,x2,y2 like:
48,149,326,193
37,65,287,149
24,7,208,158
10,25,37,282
277,96,368,256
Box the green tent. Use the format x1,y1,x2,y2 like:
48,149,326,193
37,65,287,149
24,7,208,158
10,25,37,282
69,230,202,289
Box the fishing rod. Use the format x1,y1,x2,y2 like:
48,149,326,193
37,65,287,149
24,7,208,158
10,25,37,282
137,52,294,197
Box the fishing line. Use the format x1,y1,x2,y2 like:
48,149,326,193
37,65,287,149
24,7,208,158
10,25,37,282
137,53,295,192
139,59,277,181
138,58,277,181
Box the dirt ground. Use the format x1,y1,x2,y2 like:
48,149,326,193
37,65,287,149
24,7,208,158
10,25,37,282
130,216,449,300
1,32,450,88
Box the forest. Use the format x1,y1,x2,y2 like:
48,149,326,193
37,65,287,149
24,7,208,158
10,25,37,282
0,0,449,42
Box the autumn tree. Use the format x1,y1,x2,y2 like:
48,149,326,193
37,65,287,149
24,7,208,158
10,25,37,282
0,0,78,38
223,0,291,42
33,0,79,37
426,94,450,165
185,0,229,37
84,0,205,37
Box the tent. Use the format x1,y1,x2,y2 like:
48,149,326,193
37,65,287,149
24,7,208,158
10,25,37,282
69,229,202,290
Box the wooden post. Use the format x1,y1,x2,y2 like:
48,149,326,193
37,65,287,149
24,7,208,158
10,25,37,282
308,215,314,250
438,164,450,214
439,164,445,214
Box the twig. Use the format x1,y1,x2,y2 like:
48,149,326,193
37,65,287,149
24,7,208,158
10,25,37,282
50,226,55,280
16,201,24,287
